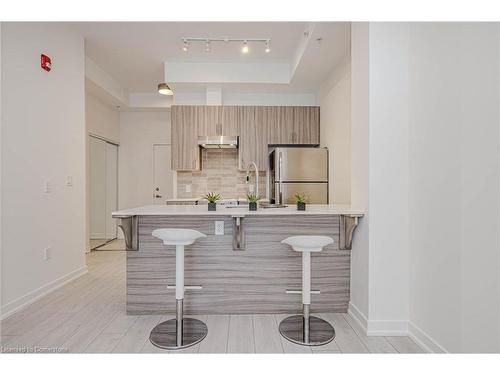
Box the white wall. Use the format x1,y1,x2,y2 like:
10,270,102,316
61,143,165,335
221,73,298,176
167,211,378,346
86,93,120,142
348,22,370,326
1,23,86,318
367,23,410,333
407,23,500,353
319,56,351,204
349,23,410,335
350,22,500,353
118,110,171,211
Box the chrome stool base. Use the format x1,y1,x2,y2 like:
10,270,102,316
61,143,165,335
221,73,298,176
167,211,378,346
150,318,208,350
279,315,335,346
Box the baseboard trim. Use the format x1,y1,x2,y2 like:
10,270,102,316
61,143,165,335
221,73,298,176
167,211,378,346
347,301,368,334
408,321,447,353
366,319,408,336
348,302,445,352
0,265,88,321
348,302,408,336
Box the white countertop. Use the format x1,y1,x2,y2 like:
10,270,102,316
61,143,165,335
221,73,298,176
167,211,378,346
112,204,364,217
165,197,203,202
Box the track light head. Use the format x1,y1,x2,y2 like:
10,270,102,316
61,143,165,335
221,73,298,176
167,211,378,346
182,40,189,52
242,40,249,54
265,40,270,53
205,40,211,52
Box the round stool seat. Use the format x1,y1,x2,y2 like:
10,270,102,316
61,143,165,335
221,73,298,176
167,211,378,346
281,235,334,252
152,228,206,246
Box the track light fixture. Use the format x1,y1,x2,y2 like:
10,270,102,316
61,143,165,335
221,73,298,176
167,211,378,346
181,37,271,54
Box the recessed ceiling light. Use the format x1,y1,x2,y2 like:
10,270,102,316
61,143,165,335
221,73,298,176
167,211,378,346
242,40,249,54
158,83,173,96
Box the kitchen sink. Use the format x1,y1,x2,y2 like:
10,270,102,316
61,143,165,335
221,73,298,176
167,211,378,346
259,203,288,209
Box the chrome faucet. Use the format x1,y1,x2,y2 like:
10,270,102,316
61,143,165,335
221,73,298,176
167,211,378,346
245,162,259,197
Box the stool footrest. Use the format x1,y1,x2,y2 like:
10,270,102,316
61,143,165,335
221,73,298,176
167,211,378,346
167,285,202,290
286,289,320,295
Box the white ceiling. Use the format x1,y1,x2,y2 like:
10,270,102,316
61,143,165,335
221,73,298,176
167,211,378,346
72,22,350,95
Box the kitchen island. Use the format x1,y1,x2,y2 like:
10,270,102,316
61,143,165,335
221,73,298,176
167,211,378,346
112,204,363,315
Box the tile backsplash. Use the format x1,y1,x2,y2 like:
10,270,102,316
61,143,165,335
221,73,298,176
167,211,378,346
176,149,267,199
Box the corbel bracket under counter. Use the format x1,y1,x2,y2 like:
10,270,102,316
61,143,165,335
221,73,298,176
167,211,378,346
339,214,362,250
115,215,139,251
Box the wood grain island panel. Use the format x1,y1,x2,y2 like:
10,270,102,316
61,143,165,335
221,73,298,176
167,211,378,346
126,215,349,315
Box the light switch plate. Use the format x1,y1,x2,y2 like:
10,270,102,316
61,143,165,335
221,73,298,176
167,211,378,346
186,184,191,193
43,180,51,193
215,221,224,235
65,175,73,186
44,247,52,260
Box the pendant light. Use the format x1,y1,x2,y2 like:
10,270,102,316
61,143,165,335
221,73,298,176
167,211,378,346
158,83,173,96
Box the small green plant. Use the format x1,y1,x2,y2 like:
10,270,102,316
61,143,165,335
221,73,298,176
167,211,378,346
204,192,221,203
246,193,261,203
294,193,307,204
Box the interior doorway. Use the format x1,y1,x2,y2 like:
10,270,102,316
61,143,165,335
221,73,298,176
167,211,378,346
152,144,173,204
89,135,119,250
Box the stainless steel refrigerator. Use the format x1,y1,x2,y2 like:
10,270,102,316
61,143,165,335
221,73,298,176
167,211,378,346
269,147,329,204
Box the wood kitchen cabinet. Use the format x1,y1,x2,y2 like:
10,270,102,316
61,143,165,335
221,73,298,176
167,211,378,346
293,106,320,144
221,106,239,136
170,105,320,171
171,106,200,171
238,106,270,171
196,106,220,136
275,106,320,145
196,106,240,136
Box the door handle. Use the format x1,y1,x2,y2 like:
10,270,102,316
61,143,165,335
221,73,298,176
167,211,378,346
155,194,162,198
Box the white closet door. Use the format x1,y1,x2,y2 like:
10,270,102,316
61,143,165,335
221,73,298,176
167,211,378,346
90,137,106,243
105,142,118,240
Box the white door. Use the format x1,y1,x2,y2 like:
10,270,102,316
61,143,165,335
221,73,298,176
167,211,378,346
153,144,174,204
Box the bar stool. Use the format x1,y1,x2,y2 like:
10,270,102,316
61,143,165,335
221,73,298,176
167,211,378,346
279,235,336,346
149,228,207,350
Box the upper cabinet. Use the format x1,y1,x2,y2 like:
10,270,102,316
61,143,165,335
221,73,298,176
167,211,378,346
274,106,320,145
221,106,239,136
196,106,220,136
171,106,200,171
170,105,320,171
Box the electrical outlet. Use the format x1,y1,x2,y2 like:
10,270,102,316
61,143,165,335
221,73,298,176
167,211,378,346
43,247,52,261
215,221,224,235
248,184,254,193
186,184,191,193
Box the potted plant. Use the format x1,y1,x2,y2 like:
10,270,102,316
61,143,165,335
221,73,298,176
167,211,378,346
295,193,307,211
204,192,221,211
246,193,261,211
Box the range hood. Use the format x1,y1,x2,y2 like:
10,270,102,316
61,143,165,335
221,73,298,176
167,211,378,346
198,136,239,149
